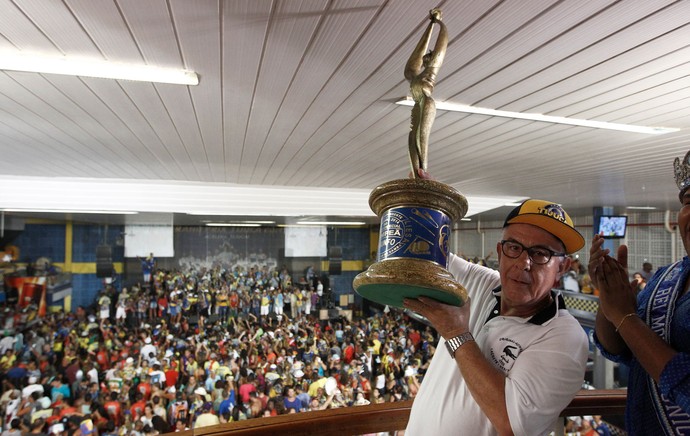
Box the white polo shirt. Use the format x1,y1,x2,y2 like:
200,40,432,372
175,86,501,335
406,254,589,436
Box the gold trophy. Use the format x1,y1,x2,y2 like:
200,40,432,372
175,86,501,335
353,9,468,308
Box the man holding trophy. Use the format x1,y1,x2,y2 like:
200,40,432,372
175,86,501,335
353,9,590,435
404,198,589,435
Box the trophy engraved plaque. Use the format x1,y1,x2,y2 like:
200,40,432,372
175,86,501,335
353,9,468,308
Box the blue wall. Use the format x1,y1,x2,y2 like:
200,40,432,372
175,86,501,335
71,274,105,310
71,224,125,309
72,224,124,262
327,227,371,308
13,224,66,263
11,222,373,312
10,222,124,311
327,227,370,260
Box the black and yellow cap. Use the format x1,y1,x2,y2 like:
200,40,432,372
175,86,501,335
503,199,584,254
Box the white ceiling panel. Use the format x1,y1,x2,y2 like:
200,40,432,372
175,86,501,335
0,0,56,51
0,0,689,226
118,0,184,67
66,0,144,61
12,0,100,55
171,0,224,182
539,57,690,118
482,2,689,110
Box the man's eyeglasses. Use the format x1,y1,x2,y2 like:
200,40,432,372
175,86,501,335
500,240,566,265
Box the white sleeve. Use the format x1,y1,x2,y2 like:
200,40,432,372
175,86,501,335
447,253,500,298
504,316,589,435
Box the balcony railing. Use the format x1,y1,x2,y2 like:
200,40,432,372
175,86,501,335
176,388,627,436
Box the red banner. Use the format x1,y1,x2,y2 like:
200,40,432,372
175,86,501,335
5,276,47,317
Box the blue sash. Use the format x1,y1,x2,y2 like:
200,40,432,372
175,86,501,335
645,260,690,435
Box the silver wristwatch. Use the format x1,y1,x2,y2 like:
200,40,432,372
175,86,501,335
445,332,474,357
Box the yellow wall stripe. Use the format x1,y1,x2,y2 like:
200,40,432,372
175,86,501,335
64,221,73,272
52,262,124,274
370,226,379,260
319,260,365,272
343,260,364,271
24,218,65,225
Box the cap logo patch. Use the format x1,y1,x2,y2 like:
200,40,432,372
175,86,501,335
536,204,567,223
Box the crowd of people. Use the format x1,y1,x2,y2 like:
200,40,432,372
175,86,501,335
559,255,652,296
0,264,437,435
5,148,690,436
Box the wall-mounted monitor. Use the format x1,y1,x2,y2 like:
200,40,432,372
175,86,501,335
125,225,174,257
284,226,327,257
596,215,627,239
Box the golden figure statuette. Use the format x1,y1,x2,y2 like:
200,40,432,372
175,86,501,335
405,8,448,178
353,9,467,309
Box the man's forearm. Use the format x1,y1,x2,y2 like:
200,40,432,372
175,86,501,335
454,341,513,435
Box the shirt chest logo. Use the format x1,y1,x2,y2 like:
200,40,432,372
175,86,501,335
489,337,523,373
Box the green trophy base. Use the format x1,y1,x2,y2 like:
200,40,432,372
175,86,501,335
353,258,467,308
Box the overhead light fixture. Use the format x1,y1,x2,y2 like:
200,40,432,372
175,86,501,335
0,51,199,85
3,208,137,214
201,220,276,225
460,218,471,221
626,206,657,210
205,223,260,227
1,176,523,218
295,221,366,226
396,97,679,135
504,202,523,207
197,219,275,225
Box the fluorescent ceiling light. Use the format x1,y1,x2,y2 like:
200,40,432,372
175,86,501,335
504,202,523,207
0,52,199,85
396,97,679,135
206,223,260,227
202,220,275,224
3,208,137,214
295,221,366,226
460,218,471,221
626,206,657,210
0,176,520,219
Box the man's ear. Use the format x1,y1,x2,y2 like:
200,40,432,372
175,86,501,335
496,242,503,264
558,256,572,276
551,257,571,288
